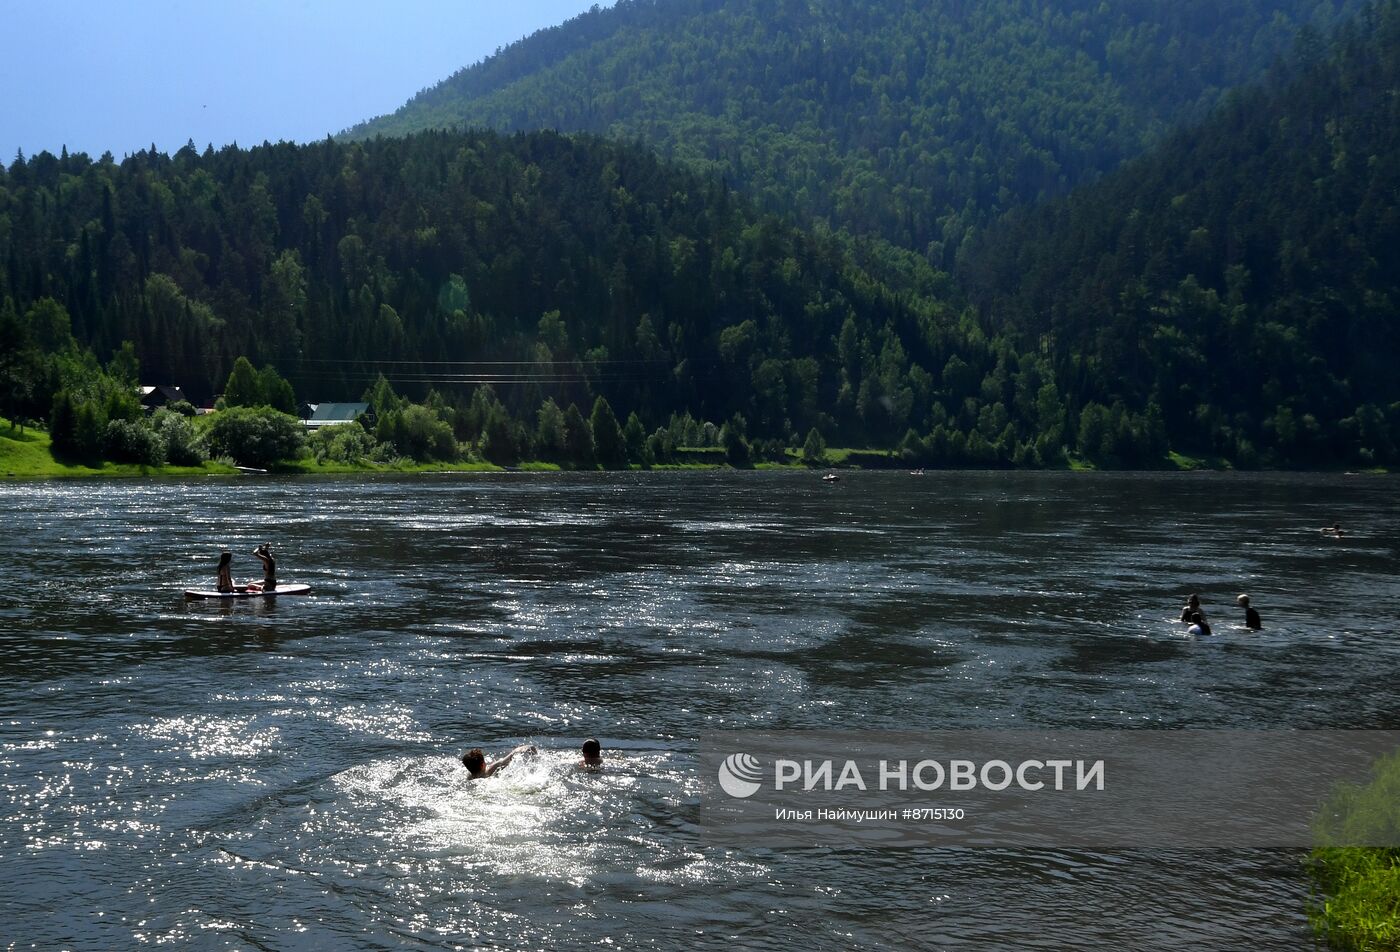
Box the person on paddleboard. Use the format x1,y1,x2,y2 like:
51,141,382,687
461,743,535,779
246,544,276,593
216,551,235,593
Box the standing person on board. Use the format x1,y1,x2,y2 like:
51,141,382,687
1237,594,1262,630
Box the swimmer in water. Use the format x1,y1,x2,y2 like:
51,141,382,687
1322,525,1345,538
1187,611,1212,637
578,738,603,771
461,743,535,779
1180,593,1204,624
1237,594,1262,630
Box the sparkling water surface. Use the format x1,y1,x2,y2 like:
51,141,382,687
1,470,1397,949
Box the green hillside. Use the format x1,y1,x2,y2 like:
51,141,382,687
346,0,1359,263
6,5,1398,470
2,130,1055,462
962,0,1400,466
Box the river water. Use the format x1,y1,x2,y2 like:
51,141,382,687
1,470,1396,949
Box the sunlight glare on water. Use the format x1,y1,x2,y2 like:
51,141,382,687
0,470,1397,948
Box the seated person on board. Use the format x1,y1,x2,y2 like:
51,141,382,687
245,543,276,593
216,550,235,593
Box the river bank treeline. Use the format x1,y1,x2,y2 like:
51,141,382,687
4,108,1400,474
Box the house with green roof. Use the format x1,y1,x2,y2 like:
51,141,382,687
300,402,372,430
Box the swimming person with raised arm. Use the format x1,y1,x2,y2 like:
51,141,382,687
461,744,536,779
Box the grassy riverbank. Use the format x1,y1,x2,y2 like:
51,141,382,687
0,417,869,479
4,417,1388,480
1309,751,1400,950
0,420,236,479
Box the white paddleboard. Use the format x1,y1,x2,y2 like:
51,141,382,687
184,583,311,600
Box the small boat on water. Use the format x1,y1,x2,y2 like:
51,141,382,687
822,472,841,482
184,583,311,600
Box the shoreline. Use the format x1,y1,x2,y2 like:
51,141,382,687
3,421,1389,481
2,456,1389,482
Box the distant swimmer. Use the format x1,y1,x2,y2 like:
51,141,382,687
578,738,603,771
1180,593,1205,624
1187,611,1212,637
461,743,535,779
1237,594,1262,630
1322,525,1345,538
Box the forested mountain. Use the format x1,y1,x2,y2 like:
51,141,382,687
347,0,1360,264
2,130,1049,460
963,0,1400,466
5,4,1397,470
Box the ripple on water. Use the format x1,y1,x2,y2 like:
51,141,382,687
0,471,1397,947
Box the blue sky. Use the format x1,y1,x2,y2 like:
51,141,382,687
1,1,610,162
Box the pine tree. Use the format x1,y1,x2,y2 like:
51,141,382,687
590,396,626,469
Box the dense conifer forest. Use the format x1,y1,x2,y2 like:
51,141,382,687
3,0,1397,470
962,1,1400,466
0,131,1030,467
349,0,1361,264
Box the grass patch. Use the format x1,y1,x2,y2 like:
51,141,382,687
0,422,70,476
0,418,235,478
1166,450,1235,471
272,457,502,475
673,446,728,465
1311,850,1400,951
1310,750,1400,950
